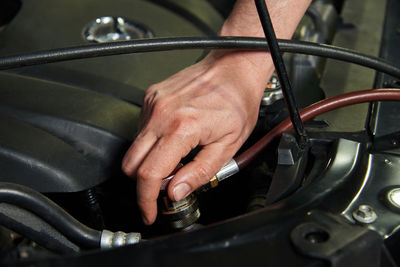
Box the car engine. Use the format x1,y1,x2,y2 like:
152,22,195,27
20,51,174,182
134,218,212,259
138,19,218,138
0,0,400,266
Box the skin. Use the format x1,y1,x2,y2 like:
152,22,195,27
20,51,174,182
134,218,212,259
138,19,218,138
122,0,311,225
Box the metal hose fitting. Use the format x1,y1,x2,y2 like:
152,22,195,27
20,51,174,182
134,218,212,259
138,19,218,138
159,165,201,229
100,230,141,249
159,192,200,229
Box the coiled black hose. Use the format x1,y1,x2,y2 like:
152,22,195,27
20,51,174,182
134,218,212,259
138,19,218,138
0,183,101,249
0,37,399,79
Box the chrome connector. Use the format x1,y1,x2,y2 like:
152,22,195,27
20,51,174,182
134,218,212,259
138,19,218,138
215,159,239,183
100,230,141,249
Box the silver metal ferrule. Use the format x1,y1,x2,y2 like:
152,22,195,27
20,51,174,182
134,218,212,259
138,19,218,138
215,159,239,183
100,230,141,249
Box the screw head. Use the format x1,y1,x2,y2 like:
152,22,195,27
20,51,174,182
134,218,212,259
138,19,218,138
352,204,377,224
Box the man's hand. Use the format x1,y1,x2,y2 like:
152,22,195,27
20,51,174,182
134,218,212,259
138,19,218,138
122,50,270,225
122,0,311,225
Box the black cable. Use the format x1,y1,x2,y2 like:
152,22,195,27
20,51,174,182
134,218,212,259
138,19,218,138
0,203,80,253
0,183,101,249
255,0,307,143
0,37,399,79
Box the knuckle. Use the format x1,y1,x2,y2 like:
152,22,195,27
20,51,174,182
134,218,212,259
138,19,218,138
194,163,214,185
146,84,159,95
171,118,198,145
144,85,163,106
174,117,192,135
137,166,158,181
152,98,170,117
144,90,156,105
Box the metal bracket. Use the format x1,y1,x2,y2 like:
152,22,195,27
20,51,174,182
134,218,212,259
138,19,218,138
290,211,384,267
265,132,309,204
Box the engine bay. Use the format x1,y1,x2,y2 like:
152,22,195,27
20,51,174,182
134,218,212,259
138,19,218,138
1,0,400,266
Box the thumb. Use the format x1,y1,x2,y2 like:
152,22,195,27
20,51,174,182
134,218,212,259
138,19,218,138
167,142,235,201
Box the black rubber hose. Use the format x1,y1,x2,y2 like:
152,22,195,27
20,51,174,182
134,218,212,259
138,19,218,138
0,37,399,79
255,0,307,143
0,183,101,249
0,203,80,253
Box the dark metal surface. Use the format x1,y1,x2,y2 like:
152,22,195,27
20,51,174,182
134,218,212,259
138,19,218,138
372,131,400,153
341,153,400,239
4,138,373,267
291,211,383,267
371,0,400,137
265,132,309,204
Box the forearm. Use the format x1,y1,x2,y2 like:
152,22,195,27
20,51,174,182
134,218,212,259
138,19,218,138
221,0,311,38
215,0,311,92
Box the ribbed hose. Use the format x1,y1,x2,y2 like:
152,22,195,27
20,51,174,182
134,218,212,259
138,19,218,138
0,183,101,249
235,89,400,169
0,37,399,79
0,203,80,253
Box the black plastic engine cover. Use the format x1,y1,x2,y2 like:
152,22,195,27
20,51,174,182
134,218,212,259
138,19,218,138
0,71,141,193
0,0,222,91
0,0,222,192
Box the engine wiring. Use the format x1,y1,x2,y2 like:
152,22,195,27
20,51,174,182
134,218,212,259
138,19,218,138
2,1,400,263
0,37,399,79
1,9,400,251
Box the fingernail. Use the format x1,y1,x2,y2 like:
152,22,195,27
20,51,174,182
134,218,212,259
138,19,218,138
141,213,150,225
173,183,191,201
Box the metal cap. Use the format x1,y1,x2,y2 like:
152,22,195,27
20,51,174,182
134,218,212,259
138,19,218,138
84,16,153,43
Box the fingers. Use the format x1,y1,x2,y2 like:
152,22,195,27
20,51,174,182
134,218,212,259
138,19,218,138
135,170,161,225
167,142,236,202
135,133,198,225
121,51,264,226
121,132,158,177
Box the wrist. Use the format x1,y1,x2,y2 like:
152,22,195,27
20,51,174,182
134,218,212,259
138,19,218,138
203,49,273,104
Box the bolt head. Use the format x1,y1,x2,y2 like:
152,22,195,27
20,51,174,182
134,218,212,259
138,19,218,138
352,204,377,224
